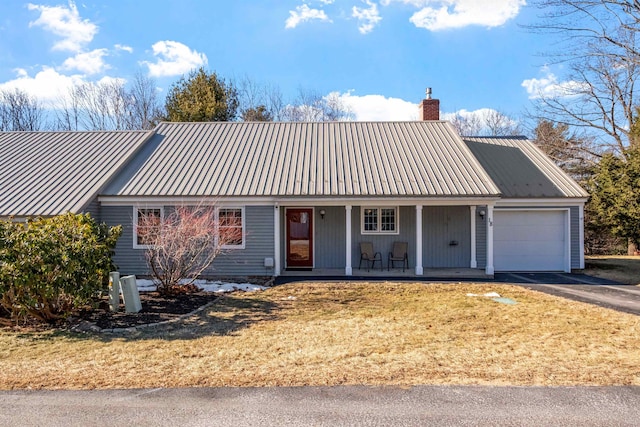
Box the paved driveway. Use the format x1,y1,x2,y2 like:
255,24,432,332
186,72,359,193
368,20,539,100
495,272,621,286
494,272,640,316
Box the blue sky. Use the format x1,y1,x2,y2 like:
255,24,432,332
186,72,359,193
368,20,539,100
0,1,571,126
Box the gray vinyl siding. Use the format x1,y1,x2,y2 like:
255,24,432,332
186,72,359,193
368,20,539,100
205,205,274,276
570,206,580,269
476,206,487,268
351,206,416,270
82,198,101,220
423,206,470,268
102,205,147,275
314,206,346,268
102,205,274,277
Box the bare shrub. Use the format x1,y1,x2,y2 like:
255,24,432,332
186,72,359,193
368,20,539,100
138,205,241,295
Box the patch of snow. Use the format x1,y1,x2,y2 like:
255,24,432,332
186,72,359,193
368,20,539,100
483,292,501,298
136,278,267,293
136,279,157,292
467,292,501,298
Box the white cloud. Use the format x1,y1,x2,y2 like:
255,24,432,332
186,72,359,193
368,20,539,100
285,4,332,29
441,107,506,122
0,67,85,105
27,1,98,52
114,44,133,53
61,48,109,75
143,41,208,77
352,1,382,34
521,68,588,99
334,91,418,121
381,0,525,31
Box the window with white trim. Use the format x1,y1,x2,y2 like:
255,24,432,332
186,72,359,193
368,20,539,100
361,207,398,234
133,207,163,248
218,207,245,249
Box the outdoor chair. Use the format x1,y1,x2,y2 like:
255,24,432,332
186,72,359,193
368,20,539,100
388,241,408,272
359,242,382,271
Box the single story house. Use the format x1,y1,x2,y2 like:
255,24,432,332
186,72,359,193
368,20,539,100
0,93,588,278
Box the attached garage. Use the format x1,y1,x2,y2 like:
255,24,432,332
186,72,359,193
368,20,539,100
493,209,570,272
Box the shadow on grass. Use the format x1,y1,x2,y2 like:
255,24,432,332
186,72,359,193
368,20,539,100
1,295,282,343
97,295,281,342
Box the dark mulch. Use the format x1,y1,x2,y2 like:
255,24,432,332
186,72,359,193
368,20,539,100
76,291,220,330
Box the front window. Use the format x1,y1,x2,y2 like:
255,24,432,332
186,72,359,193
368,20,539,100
134,207,163,248
361,207,398,234
218,208,244,248
363,208,378,232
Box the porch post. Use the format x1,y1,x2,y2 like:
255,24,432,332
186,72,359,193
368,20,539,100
470,205,477,268
345,205,353,275
415,205,423,275
274,205,280,276
579,204,585,269
486,204,495,275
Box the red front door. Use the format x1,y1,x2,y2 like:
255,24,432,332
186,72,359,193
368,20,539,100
286,208,313,268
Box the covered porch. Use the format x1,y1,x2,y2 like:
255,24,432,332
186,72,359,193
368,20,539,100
273,200,498,278
280,267,492,280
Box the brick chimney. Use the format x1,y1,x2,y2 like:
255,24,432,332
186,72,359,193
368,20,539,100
418,87,440,121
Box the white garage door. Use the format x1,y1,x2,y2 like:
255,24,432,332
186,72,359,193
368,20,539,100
494,210,568,272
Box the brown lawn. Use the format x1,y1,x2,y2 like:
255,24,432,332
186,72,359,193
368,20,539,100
584,255,640,285
0,282,638,390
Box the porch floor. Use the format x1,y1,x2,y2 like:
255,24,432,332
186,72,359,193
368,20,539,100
281,268,492,280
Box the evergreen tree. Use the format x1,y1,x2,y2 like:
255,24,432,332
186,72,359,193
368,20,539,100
589,125,640,251
164,68,238,122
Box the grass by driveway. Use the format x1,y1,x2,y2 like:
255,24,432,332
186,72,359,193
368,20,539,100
585,255,640,285
0,282,638,389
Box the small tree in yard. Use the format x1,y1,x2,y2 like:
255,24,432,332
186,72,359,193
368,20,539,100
139,205,241,296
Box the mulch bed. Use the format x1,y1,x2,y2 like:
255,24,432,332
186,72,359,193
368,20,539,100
75,291,221,330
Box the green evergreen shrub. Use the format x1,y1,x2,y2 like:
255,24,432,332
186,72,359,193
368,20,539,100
0,213,121,324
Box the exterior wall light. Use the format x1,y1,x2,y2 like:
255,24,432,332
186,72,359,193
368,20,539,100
319,209,326,219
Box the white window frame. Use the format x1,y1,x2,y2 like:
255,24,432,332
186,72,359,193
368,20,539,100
217,206,246,250
361,206,399,235
133,206,164,249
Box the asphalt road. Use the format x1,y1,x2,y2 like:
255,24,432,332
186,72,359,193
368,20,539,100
2,386,639,426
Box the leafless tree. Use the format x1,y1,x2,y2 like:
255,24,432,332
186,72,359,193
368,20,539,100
55,80,128,130
484,110,522,136
528,0,640,153
55,74,162,131
138,205,242,295
235,76,353,122
449,110,521,136
449,112,483,136
129,72,163,130
0,88,46,131
236,75,283,121
280,88,354,122
236,75,293,121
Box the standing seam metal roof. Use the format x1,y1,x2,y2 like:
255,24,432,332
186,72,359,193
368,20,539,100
463,136,588,198
0,130,153,216
105,121,501,197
